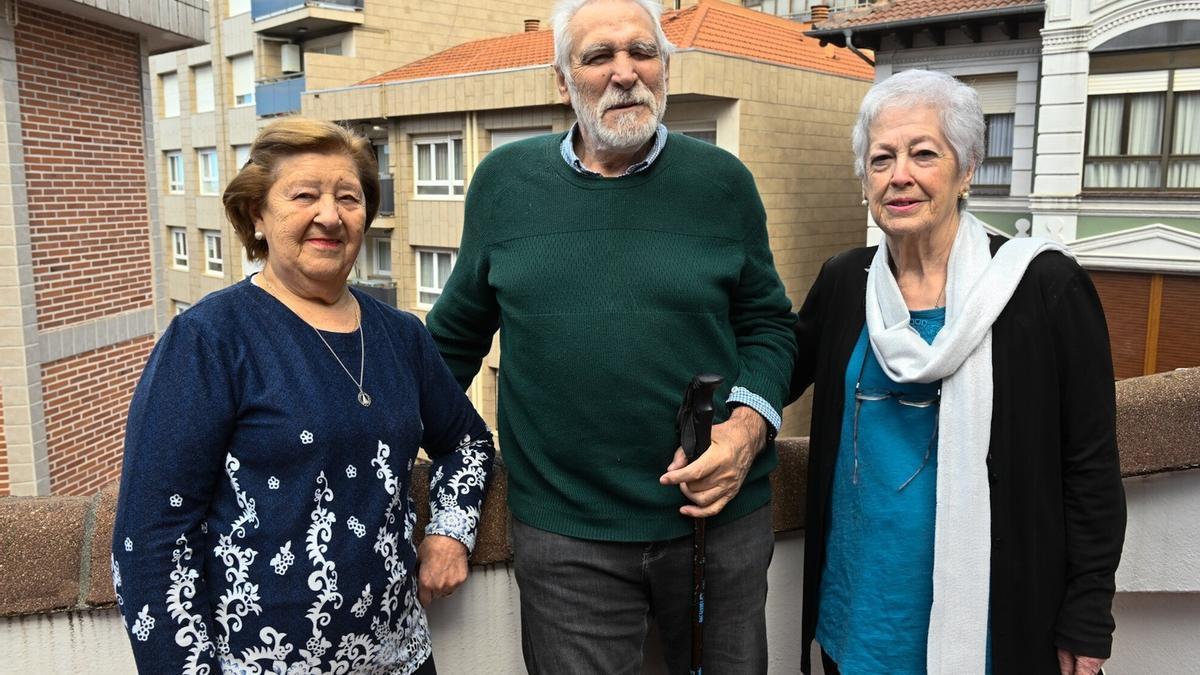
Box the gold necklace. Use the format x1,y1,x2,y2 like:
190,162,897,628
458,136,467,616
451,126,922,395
258,274,372,407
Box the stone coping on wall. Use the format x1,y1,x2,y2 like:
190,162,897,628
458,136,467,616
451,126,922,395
1,368,1196,618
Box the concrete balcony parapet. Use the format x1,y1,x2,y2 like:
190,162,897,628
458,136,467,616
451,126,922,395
1,368,1196,619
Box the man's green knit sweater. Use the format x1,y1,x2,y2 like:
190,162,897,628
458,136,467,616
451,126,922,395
427,132,796,541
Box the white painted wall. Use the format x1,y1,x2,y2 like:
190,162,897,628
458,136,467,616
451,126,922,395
5,469,1197,675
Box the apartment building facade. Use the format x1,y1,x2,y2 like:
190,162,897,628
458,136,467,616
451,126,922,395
0,0,206,496
809,0,1200,379
150,0,565,312
304,0,874,437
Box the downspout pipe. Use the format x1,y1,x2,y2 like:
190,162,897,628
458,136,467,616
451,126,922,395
844,29,875,67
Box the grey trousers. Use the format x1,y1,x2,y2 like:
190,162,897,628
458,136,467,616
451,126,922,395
512,505,774,675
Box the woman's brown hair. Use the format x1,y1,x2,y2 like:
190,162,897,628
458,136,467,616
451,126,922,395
223,117,380,262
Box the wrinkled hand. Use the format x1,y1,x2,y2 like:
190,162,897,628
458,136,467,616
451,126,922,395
1057,649,1106,675
659,406,768,518
417,534,469,607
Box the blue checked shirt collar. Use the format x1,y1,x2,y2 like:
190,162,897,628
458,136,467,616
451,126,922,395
559,122,669,177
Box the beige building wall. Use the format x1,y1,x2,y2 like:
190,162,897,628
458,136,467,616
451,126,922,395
666,51,870,436
151,0,262,312
149,0,571,310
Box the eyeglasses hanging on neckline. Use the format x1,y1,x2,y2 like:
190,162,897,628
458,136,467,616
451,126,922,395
851,350,940,492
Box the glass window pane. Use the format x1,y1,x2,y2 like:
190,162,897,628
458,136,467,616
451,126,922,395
985,114,1014,157
375,239,391,273
419,252,434,286
437,252,452,284
417,144,432,181
975,159,1012,186
417,185,449,195
1087,96,1123,156
454,139,464,181
375,143,390,177
419,291,439,305
1084,161,1161,188
1172,92,1200,155
435,142,449,181
1167,160,1200,188
1127,93,1164,155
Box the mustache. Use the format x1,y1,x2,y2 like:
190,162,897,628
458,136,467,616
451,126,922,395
599,83,655,112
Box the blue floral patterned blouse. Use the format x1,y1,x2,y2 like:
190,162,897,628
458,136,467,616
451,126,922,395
112,278,494,674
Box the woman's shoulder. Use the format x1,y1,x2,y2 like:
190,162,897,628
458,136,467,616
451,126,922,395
824,245,877,277
169,280,257,335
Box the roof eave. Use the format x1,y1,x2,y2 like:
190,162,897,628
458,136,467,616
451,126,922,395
805,4,1044,47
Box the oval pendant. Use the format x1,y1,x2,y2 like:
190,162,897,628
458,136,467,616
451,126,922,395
358,391,372,407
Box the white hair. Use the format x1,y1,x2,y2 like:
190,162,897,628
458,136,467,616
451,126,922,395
550,0,675,79
851,69,986,180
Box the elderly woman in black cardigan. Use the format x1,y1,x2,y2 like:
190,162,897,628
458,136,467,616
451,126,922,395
791,69,1125,675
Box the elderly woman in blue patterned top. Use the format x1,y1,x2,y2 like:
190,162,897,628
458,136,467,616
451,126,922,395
112,118,493,674
790,70,1125,675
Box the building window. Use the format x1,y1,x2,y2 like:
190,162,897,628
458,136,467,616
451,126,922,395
744,0,865,16
228,0,249,16
975,114,1015,189
204,230,223,274
374,237,392,275
166,151,184,193
304,32,350,56
413,136,464,197
670,121,718,146
174,300,191,315
234,144,251,172
193,63,214,113
417,248,456,307
170,227,188,269
1084,64,1200,191
231,54,255,107
161,72,179,118
490,127,551,151
198,149,220,195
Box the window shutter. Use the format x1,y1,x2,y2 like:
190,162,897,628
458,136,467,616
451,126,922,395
965,74,1017,115
194,64,214,113
1156,274,1200,372
1088,270,1151,379
1174,68,1200,92
232,55,255,102
1088,71,1169,95
162,73,179,117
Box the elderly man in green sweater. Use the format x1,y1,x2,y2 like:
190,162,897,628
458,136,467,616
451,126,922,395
426,0,796,671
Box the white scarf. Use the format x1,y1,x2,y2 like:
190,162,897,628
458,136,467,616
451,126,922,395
864,211,1070,674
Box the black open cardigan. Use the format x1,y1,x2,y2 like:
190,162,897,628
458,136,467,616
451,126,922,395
791,238,1126,674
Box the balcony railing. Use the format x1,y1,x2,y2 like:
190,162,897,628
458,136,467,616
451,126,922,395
351,279,397,306
256,74,305,117
251,0,362,21
379,175,395,216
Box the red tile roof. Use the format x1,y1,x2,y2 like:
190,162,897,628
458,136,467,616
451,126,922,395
813,0,1043,31
358,0,872,86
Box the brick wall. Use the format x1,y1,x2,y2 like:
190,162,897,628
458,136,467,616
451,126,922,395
15,5,153,331
41,337,155,497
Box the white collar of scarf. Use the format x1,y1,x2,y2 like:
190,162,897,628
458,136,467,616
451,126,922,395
864,211,1071,673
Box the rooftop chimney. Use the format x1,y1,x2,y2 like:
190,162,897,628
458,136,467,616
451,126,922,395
810,4,831,24
524,19,540,32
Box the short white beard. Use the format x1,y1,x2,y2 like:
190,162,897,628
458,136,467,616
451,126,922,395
568,77,667,154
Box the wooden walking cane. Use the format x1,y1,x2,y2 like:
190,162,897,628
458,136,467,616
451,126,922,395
675,373,724,675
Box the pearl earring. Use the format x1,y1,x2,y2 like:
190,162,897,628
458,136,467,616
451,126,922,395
960,189,971,200
254,231,264,241
861,197,868,206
